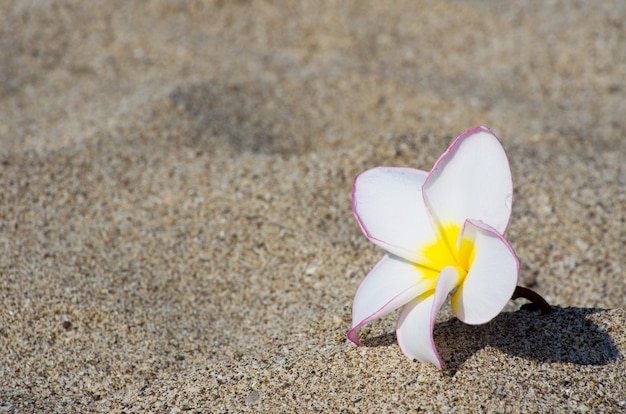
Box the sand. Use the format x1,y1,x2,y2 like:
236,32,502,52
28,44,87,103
1,0,625,412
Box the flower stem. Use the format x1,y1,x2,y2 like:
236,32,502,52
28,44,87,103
511,286,553,314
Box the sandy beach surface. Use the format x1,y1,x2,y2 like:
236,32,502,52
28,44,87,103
1,1,625,412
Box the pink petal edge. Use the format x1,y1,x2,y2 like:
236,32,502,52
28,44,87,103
424,126,497,188
421,125,513,235
463,218,519,267
347,283,416,346
352,166,433,263
347,255,432,346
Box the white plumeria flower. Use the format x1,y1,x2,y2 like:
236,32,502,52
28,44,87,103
348,126,519,369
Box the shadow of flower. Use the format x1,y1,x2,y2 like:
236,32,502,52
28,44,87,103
362,307,620,373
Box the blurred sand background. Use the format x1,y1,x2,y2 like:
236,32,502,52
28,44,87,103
1,0,625,412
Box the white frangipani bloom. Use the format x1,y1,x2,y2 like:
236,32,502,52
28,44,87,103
348,126,520,369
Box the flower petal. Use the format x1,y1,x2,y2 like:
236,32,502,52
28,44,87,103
348,254,435,346
352,167,437,262
396,267,460,369
423,126,513,236
451,219,519,325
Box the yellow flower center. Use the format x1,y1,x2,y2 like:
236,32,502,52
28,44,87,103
417,223,476,287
